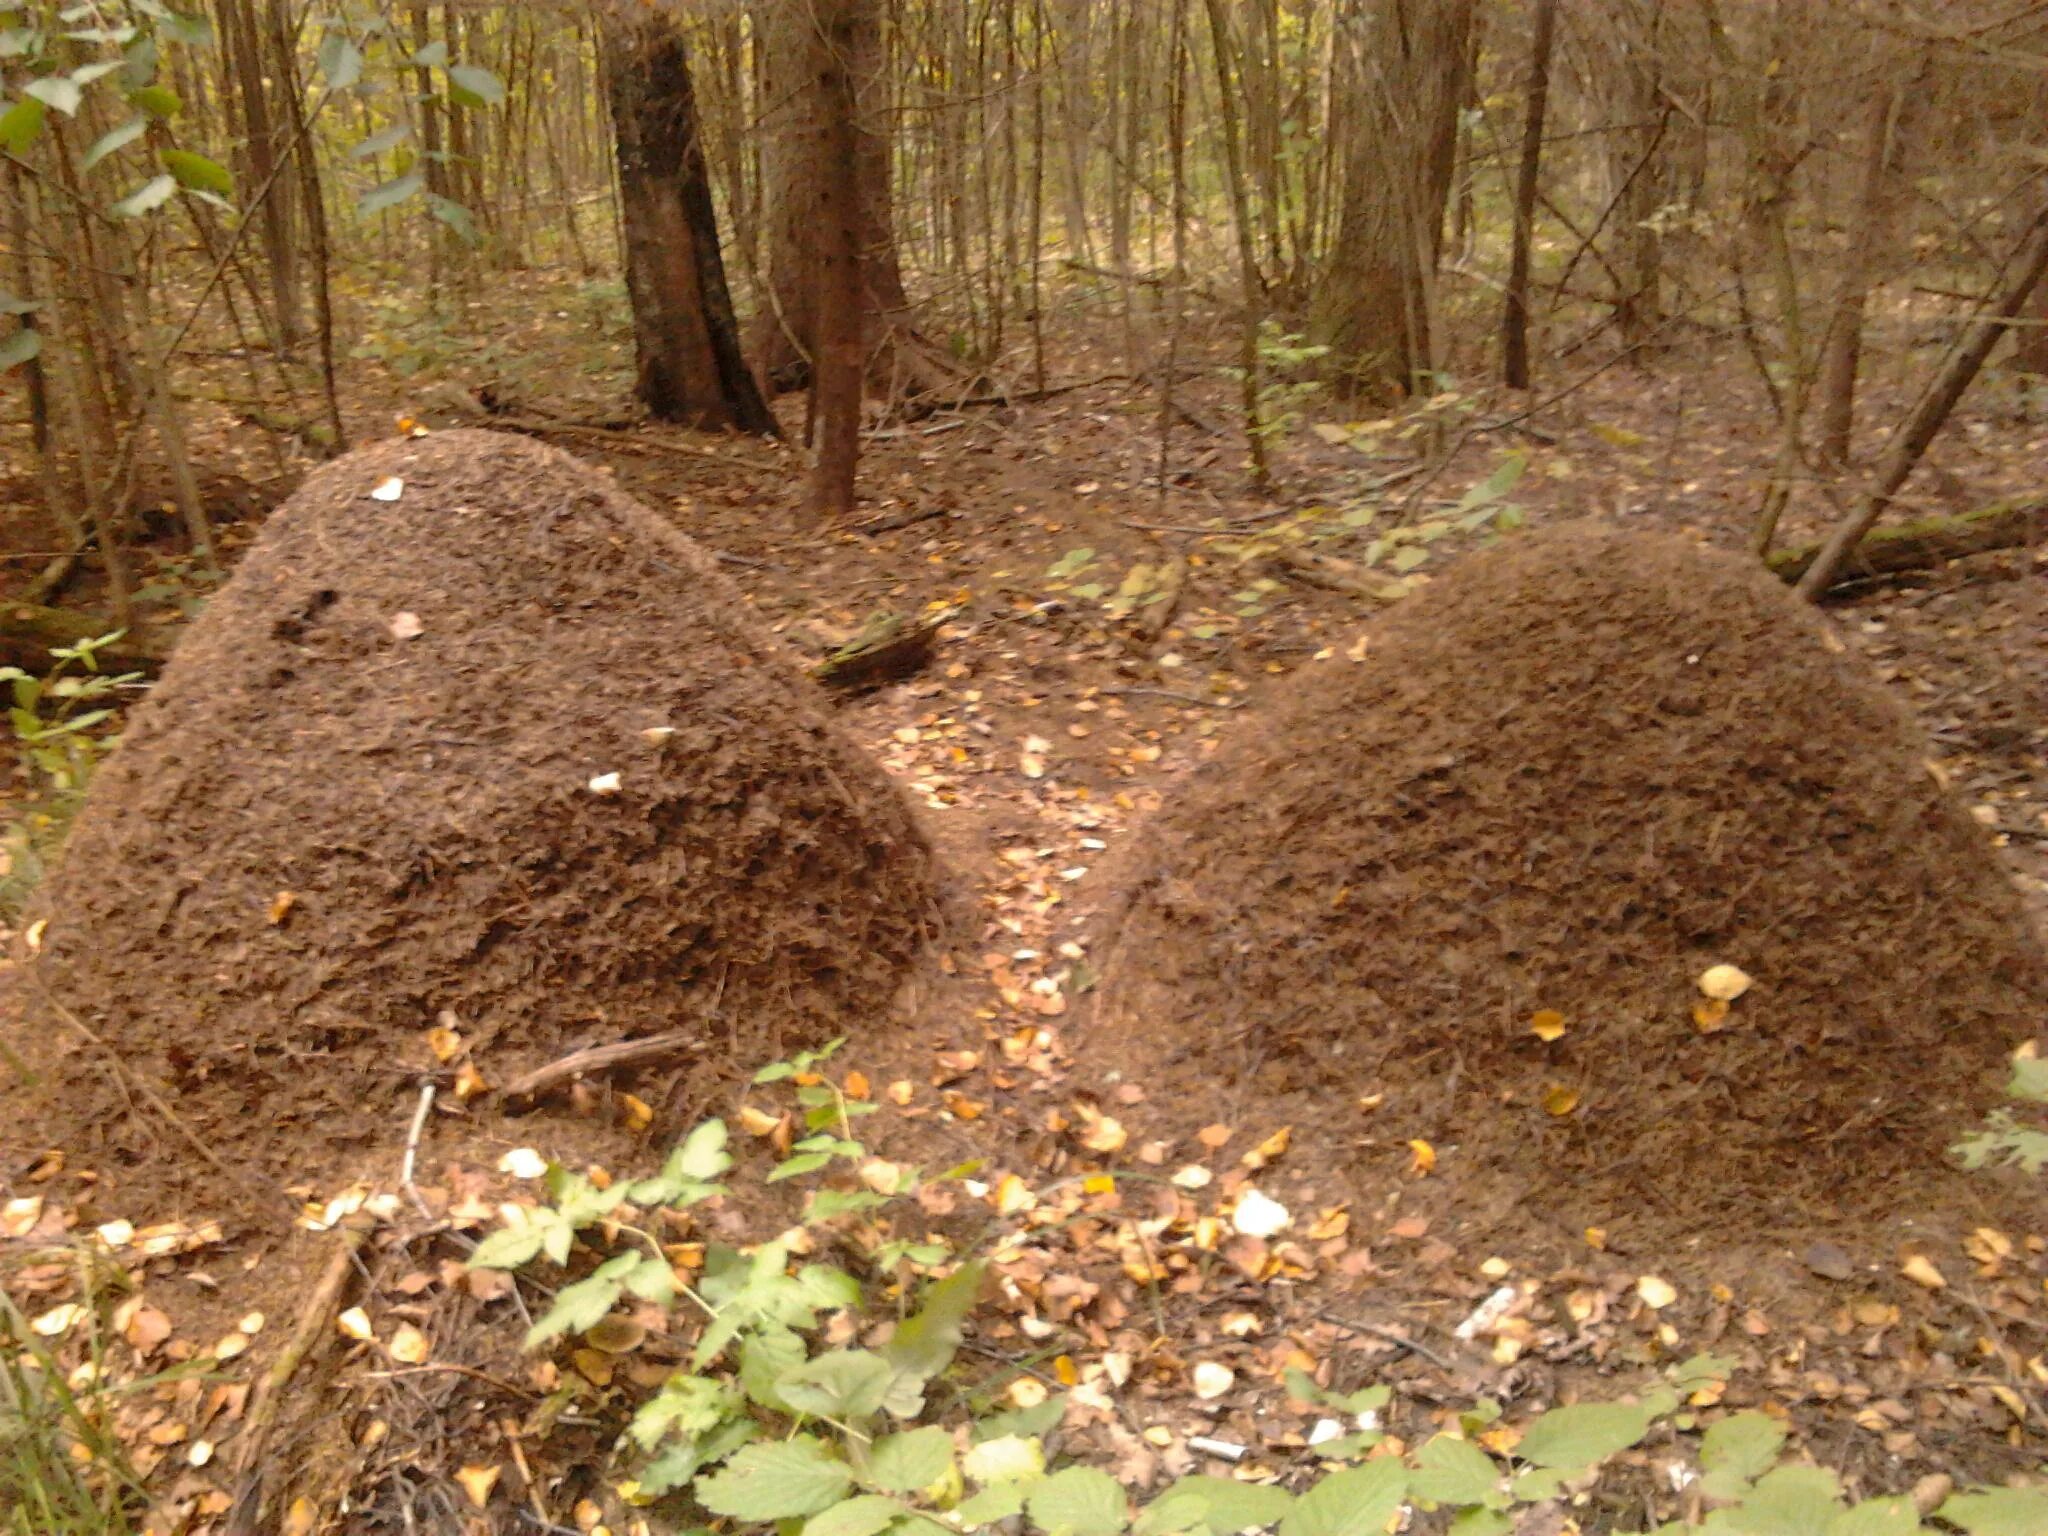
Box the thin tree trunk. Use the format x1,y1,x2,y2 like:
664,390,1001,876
1796,202,2048,600
807,0,866,520
1502,0,1556,390
1202,0,1270,490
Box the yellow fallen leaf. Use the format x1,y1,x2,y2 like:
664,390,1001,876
1692,996,1731,1032
267,891,297,925
455,1464,501,1509
1053,1354,1079,1386
1407,1139,1436,1176
619,1093,654,1132
738,1106,781,1138
452,1061,487,1101
1965,1227,2013,1268
1541,1084,1580,1117
1636,1275,1677,1309
1584,1227,1608,1251
1077,1107,1127,1154
886,1078,915,1106
282,1496,318,1536
1308,1206,1350,1241
388,1324,430,1364
337,1307,374,1343
996,1174,1036,1215
843,1070,871,1101
1590,421,1645,448
1240,1125,1292,1169
1191,1361,1236,1399
1530,1009,1567,1042
425,1025,464,1064
498,1147,547,1179
1081,1173,1116,1197
1901,1254,1946,1290
1697,963,1753,1002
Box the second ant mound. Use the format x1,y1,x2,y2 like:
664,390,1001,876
1087,523,2047,1226
16,430,939,1207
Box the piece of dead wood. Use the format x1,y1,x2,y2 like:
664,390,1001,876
813,608,952,693
1263,545,1408,603
469,414,784,474
225,1219,371,1535
1124,554,1187,645
1767,499,2044,592
503,1029,695,1099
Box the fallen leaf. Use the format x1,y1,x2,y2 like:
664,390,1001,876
1900,1254,1946,1291
587,772,622,796
337,1307,375,1343
1407,1139,1436,1176
1230,1189,1291,1239
1530,1009,1567,1042
1804,1241,1854,1281
1692,996,1731,1032
31,1303,85,1337
267,891,297,925
455,1464,501,1509
1541,1084,1580,1117
1636,1275,1677,1309
498,1147,547,1179
842,1070,871,1101
1697,963,1753,1002
738,1106,781,1137
1191,1361,1236,1400
1020,735,1052,778
1197,1124,1233,1150
388,611,423,640
1171,1165,1213,1190
1240,1125,1292,1169
369,476,405,502
389,1324,430,1364
585,1317,647,1354
452,1061,487,1102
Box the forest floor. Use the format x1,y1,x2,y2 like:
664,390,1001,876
1,270,2044,1531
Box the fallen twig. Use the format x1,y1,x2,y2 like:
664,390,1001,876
503,1029,696,1099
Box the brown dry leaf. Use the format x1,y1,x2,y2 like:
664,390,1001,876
455,1464,501,1509
266,891,297,926
572,1348,615,1386
943,1092,987,1121
1389,1215,1429,1240
1407,1140,1436,1176
1541,1084,1580,1117
586,1317,647,1355
843,1070,871,1101
1692,996,1731,1032
1077,1107,1128,1154
1900,1254,1947,1291
1197,1124,1234,1150
125,1304,173,1354
932,1049,981,1084
1964,1227,2013,1270
1530,1009,1567,1042
388,1324,430,1365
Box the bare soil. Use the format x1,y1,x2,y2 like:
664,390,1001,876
3,429,940,1217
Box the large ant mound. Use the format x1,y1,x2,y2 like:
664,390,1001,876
1087,522,2048,1227
16,430,939,1203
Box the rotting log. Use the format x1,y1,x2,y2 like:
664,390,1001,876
812,606,956,693
1766,500,2044,592
0,603,169,674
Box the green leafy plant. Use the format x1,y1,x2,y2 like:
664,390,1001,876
1954,1051,2048,1175
0,633,143,917
468,1050,2048,1536
1223,323,1330,454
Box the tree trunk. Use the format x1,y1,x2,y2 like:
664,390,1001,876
805,0,866,520
1796,201,2048,599
751,0,945,401
600,9,777,435
1501,0,1557,390
1310,0,1475,397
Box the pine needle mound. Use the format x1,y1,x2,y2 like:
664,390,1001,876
20,429,939,1199
1088,522,2048,1224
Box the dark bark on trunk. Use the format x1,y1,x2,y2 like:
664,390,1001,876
1502,0,1556,390
806,0,865,520
600,11,777,435
1767,501,2045,592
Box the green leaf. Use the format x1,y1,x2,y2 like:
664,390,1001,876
1409,1436,1499,1508
1027,1466,1129,1536
1276,1461,1405,1536
1138,1477,1294,1536
974,1395,1067,1442
737,1322,806,1413
1699,1412,1786,1502
157,13,214,47
963,1434,1046,1486
866,1426,956,1494
1448,1512,1512,1536
1936,1487,2048,1536
629,1372,740,1451
0,326,38,371
316,32,362,89
1515,1399,1659,1471
778,1348,896,1421
0,96,46,151
1826,1498,1924,1536
960,1481,1032,1525
427,192,477,244
160,147,230,195
81,116,145,170
24,75,81,115
771,1151,834,1182
1455,453,1527,514
110,173,176,217
1508,1468,1565,1503
358,169,423,218
351,122,411,159
2009,1055,2048,1104
524,1252,637,1348
128,83,180,118
808,1188,893,1221
804,1495,911,1536
884,1259,984,1382
446,63,504,105
630,1118,732,1205
639,1416,757,1497
408,39,449,68
1721,1465,1842,1536
1670,1353,1739,1390
466,1220,548,1271
1047,547,1096,580
697,1437,854,1521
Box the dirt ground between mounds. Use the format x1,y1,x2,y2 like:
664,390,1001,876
1079,522,2048,1241
2,429,941,1224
